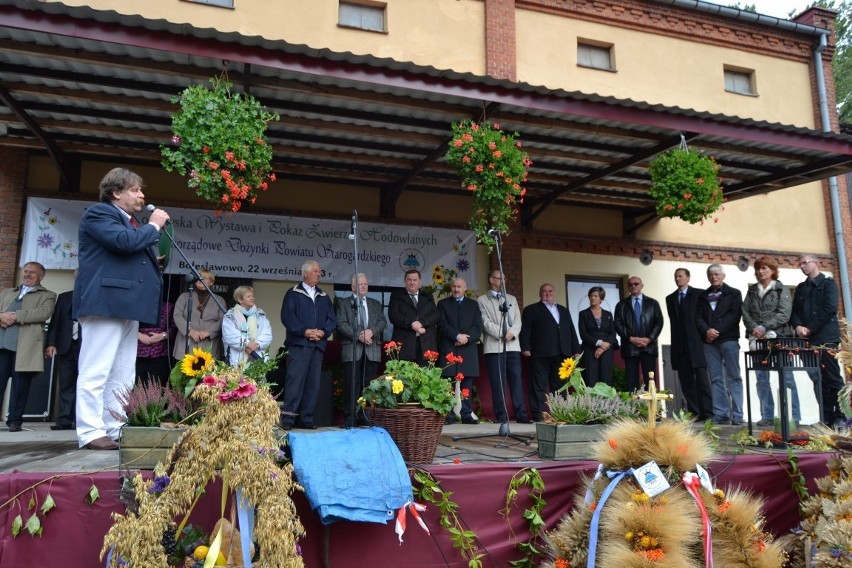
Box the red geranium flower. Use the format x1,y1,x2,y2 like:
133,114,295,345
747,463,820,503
454,372,464,382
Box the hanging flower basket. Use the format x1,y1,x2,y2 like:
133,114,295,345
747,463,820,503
445,120,531,250
161,75,279,214
647,137,723,224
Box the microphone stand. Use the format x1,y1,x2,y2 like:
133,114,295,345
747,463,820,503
182,273,195,355
348,210,369,428
154,221,228,339
452,230,532,447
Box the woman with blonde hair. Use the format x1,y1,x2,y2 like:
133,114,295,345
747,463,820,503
222,285,273,366
173,269,226,360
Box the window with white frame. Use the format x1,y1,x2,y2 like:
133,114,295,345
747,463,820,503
339,1,386,33
577,41,614,71
724,67,756,95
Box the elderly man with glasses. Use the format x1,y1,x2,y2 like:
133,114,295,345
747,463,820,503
614,276,664,392
791,254,844,426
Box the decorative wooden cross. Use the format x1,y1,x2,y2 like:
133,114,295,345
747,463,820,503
634,373,674,429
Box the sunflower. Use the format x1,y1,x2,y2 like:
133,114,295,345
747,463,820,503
558,356,577,381
433,271,445,285
180,347,214,377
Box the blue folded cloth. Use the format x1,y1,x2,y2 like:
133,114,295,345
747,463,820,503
288,427,413,524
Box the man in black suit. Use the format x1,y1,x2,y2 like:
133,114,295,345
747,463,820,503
520,283,581,421
614,276,664,392
45,286,81,431
665,268,712,421
388,269,438,365
335,273,387,428
438,278,482,424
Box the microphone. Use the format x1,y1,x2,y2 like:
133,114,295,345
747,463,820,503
348,210,357,240
145,203,171,227
487,228,500,238
249,350,262,360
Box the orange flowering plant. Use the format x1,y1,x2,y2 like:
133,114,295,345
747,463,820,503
445,120,531,250
359,342,457,414
647,138,722,225
161,75,279,214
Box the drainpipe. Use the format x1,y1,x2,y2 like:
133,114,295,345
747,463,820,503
814,33,852,321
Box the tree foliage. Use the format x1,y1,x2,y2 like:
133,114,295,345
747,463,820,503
810,1,852,124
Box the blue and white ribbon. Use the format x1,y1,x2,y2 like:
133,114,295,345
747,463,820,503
587,468,634,568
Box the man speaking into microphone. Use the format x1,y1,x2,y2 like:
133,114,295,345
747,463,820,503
73,168,170,450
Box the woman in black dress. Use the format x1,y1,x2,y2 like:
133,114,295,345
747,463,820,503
578,286,618,386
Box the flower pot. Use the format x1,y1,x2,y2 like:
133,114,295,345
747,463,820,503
536,423,606,460
365,405,444,464
119,425,189,470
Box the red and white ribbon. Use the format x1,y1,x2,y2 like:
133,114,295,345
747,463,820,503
683,472,714,568
395,500,430,544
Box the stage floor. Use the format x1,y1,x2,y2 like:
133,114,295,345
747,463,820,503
0,419,764,472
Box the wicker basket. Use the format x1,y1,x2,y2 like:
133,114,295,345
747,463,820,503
365,405,444,464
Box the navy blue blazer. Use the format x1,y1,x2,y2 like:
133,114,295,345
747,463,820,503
73,202,163,325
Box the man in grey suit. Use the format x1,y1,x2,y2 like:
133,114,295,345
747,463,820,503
335,273,387,428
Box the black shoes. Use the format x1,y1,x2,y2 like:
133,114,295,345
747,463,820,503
516,417,533,424
461,417,479,425
50,424,74,431
7,422,22,432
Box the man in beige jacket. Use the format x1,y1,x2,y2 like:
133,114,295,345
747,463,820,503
0,262,57,431
477,270,531,424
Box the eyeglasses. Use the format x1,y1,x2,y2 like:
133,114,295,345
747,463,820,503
799,260,815,266
627,282,641,287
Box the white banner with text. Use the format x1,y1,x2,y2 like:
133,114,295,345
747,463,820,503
21,197,478,288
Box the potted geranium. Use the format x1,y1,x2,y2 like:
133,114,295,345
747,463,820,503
359,341,457,463
537,355,642,459
161,74,279,214
647,138,723,224
445,120,531,250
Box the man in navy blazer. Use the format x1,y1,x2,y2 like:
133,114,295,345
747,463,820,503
73,168,169,450
520,283,580,421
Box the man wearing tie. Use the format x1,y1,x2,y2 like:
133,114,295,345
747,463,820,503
45,280,81,431
520,283,581,421
74,168,170,450
478,270,530,424
389,269,438,364
665,268,712,421
614,276,664,392
438,278,482,424
0,262,57,432
335,273,386,428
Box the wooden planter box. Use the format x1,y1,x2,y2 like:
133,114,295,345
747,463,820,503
119,426,189,470
120,425,288,470
536,423,606,460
